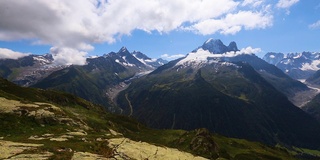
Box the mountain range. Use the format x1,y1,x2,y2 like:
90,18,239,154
263,52,320,80
0,48,165,87
2,39,320,156
0,54,65,86
0,48,166,111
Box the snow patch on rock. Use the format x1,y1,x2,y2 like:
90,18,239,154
176,49,250,68
301,60,320,71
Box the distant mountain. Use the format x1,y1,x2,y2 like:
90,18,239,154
106,47,166,70
117,39,320,149
0,54,65,86
132,51,167,68
105,47,152,71
32,48,164,111
0,48,166,88
263,52,320,79
262,52,284,65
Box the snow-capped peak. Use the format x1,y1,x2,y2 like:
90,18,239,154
194,38,239,54
32,55,53,65
205,38,214,44
176,49,246,68
301,60,320,71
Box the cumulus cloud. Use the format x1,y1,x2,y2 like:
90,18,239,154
50,47,87,65
239,47,262,54
0,0,280,44
0,48,30,59
242,0,264,7
0,0,297,64
0,0,239,47
276,0,299,9
188,10,273,35
309,20,320,29
161,54,185,60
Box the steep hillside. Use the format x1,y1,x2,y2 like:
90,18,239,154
303,93,320,122
306,70,320,86
0,77,306,159
229,54,309,99
32,57,128,110
117,43,320,149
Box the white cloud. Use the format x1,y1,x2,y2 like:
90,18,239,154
276,0,299,9
50,47,87,65
242,0,264,7
161,54,185,60
0,0,240,48
0,0,295,64
0,0,277,45
0,48,30,59
189,10,273,35
239,47,262,54
309,20,320,29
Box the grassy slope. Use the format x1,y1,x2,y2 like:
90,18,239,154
0,77,318,159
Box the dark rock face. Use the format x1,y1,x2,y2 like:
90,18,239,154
193,39,239,54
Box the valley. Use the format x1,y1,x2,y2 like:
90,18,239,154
291,79,320,107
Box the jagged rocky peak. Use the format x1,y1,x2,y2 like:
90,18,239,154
119,46,130,53
228,41,239,52
117,47,136,59
132,51,150,60
194,38,239,54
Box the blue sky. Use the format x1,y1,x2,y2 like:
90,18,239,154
0,0,319,64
